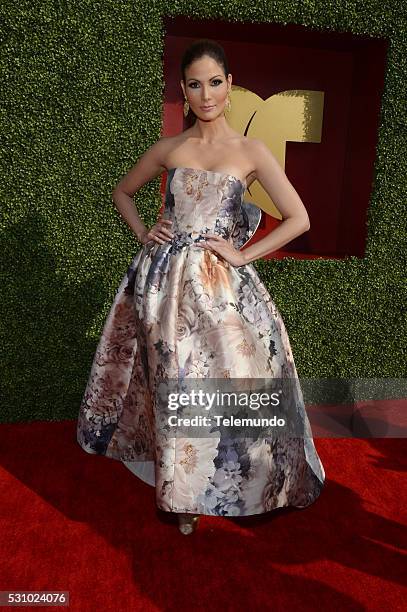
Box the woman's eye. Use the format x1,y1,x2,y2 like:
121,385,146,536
188,79,223,88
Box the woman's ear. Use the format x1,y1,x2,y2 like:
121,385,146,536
180,80,186,98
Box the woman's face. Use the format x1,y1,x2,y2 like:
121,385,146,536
181,55,232,120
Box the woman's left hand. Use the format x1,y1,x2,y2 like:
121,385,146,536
195,234,247,267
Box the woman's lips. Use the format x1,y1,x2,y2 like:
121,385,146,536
201,105,215,111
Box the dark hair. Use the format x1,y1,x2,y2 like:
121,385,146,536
180,38,229,83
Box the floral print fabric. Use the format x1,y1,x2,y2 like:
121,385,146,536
76,167,325,516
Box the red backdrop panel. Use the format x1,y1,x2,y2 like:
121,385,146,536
161,18,388,260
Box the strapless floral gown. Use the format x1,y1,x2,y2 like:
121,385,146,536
76,166,325,516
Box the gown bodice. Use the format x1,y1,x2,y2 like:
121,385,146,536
161,166,261,251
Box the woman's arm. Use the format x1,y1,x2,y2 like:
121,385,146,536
112,138,170,242
241,139,310,264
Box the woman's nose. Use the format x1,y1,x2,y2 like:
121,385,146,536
201,87,210,101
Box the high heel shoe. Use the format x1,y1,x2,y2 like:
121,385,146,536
178,513,200,535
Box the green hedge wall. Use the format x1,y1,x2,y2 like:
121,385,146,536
1,1,405,422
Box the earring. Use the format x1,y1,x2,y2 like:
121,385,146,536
225,93,232,112
183,97,190,117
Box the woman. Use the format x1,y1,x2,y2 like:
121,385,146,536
77,39,325,535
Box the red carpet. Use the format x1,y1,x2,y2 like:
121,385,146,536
0,421,406,611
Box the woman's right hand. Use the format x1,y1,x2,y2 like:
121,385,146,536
140,216,174,245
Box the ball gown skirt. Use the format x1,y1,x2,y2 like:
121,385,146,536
76,166,325,516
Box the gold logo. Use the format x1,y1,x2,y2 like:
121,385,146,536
228,87,325,219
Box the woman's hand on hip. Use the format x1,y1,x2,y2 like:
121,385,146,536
195,234,247,267
140,216,174,245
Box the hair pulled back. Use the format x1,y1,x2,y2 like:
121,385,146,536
180,38,229,83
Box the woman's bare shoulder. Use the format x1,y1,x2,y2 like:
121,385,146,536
229,135,266,174
140,134,183,172
240,135,267,150
234,134,268,158
153,133,190,165
151,134,183,154
242,137,277,169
